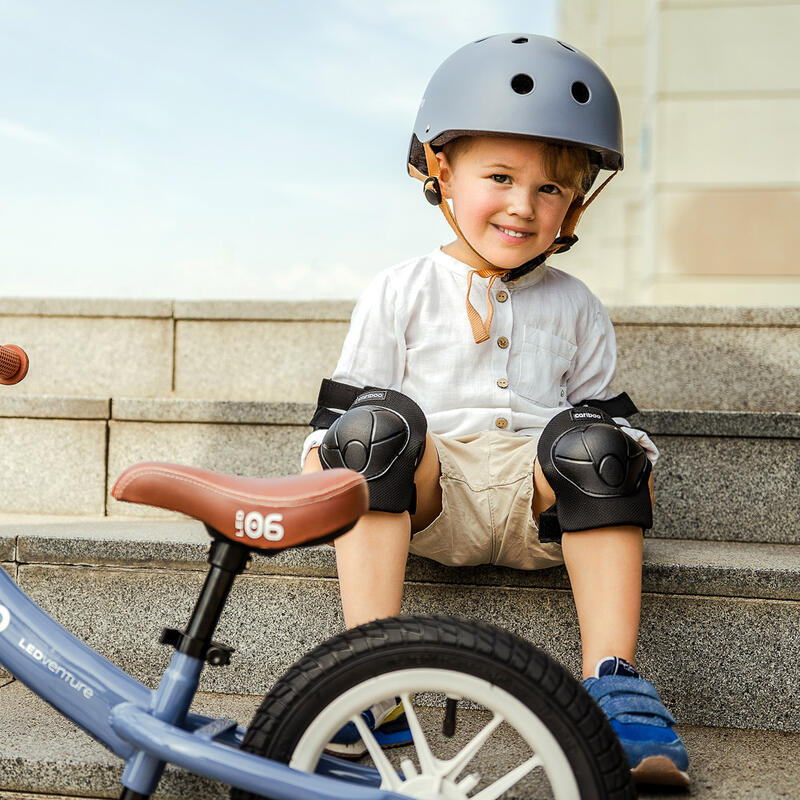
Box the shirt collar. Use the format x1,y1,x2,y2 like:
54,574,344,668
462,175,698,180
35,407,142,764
431,247,548,291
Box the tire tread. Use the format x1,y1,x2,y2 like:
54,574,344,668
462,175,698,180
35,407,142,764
231,615,635,800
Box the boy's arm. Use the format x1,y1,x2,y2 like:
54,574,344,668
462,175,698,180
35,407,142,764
565,302,659,466
299,270,407,470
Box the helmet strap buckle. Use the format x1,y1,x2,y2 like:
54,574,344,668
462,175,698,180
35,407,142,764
553,234,578,253
423,176,442,206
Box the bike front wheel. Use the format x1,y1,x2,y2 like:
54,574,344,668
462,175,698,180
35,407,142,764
232,616,634,800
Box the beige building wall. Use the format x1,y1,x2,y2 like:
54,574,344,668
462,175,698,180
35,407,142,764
558,0,800,305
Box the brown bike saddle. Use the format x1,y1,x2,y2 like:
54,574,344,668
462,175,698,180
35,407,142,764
111,462,368,550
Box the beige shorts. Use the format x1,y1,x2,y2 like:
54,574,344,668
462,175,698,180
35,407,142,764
409,431,564,570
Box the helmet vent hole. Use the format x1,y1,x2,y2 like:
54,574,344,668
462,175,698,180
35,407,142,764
558,41,576,52
571,81,591,103
512,37,528,44
511,73,534,95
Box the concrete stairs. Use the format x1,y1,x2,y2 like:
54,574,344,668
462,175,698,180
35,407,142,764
1,300,799,798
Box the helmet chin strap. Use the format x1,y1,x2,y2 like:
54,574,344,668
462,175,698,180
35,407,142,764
409,141,617,344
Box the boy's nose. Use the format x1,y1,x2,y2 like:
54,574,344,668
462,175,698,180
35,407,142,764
507,190,535,219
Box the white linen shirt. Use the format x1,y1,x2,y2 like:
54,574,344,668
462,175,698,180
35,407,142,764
301,247,657,465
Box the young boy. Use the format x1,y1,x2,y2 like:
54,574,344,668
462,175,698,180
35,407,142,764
302,34,689,787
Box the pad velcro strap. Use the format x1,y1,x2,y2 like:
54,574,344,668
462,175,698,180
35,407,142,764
577,392,640,419
309,408,343,430
309,378,365,430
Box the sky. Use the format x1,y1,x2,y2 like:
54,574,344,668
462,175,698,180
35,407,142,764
0,0,557,300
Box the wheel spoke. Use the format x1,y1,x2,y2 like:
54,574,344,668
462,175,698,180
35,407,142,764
352,714,402,791
441,712,503,781
400,691,441,776
471,754,543,800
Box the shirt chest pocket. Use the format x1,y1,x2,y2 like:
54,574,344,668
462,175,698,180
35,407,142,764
510,325,577,407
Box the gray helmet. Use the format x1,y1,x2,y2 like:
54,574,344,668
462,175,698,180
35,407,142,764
408,33,623,180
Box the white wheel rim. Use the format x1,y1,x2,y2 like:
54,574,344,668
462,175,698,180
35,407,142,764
289,668,581,800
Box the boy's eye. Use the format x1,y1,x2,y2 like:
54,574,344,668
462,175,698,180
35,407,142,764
490,174,512,184
540,184,562,195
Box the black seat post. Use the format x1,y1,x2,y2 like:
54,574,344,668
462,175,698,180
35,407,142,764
177,537,250,660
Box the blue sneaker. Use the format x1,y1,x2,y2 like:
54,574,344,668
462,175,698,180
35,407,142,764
583,657,690,787
325,698,412,759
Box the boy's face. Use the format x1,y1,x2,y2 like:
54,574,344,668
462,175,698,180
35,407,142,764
437,136,577,271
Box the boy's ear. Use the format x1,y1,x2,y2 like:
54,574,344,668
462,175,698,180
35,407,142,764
434,151,453,199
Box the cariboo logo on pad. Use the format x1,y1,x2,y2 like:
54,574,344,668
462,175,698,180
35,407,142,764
355,391,387,404
571,410,603,421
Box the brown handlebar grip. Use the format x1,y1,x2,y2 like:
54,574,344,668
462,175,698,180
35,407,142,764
0,345,29,385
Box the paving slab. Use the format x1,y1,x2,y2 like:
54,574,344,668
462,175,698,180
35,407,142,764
0,396,110,420
0,317,173,398
110,401,800,439
103,412,799,544
0,418,107,515
0,531,15,562
106,420,307,516
612,323,800,412
173,299,355,321
112,397,311,425
170,301,800,327
3,403,798,543
6,517,800,602
0,681,255,799
4,300,799,411
173,319,349,402
607,306,800,327
11,564,800,731
636,409,800,439
0,298,173,318
13,519,208,570
651,435,800,544
1,681,799,800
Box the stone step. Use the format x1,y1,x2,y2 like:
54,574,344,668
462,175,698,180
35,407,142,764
2,396,799,545
2,298,798,411
1,679,799,800
1,518,798,732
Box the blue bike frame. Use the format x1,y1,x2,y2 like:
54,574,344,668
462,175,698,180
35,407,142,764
0,568,406,800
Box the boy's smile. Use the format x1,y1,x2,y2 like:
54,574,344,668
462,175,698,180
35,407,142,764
436,136,576,271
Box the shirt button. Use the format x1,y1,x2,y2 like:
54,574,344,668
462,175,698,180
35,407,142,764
497,378,509,389
496,418,508,429
497,336,509,349
496,291,508,303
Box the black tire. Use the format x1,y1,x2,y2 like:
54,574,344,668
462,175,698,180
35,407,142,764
232,615,635,800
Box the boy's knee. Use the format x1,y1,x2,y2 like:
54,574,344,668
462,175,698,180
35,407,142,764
319,388,427,514
535,406,653,543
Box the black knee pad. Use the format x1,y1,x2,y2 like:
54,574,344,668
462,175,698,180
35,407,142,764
536,405,652,543
319,389,427,514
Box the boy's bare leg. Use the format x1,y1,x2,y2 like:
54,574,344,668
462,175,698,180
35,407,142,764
303,434,442,629
533,459,650,679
